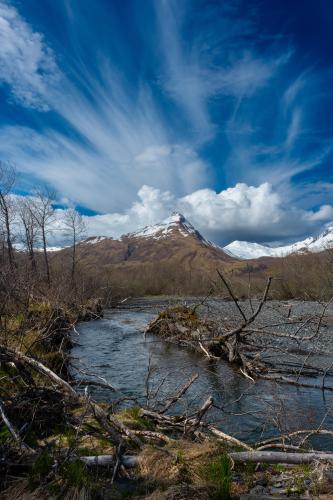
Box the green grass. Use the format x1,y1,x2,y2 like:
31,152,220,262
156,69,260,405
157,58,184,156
29,450,54,487
199,454,232,499
121,405,154,430
61,460,91,489
0,424,10,443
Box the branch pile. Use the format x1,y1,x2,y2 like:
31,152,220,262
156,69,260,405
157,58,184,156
145,273,333,389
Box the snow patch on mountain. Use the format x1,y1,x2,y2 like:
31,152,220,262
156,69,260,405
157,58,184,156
223,224,333,259
127,212,200,240
83,236,110,245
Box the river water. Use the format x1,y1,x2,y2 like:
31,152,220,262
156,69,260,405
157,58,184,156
72,306,333,448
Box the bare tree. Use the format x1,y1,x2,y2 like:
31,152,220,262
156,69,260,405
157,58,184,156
63,208,86,285
0,162,16,269
16,197,39,271
0,223,6,265
32,189,55,285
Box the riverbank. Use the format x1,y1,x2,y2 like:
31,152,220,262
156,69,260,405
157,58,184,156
2,296,333,498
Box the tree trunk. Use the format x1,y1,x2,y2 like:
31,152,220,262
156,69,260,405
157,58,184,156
42,226,50,284
71,228,76,286
1,199,14,269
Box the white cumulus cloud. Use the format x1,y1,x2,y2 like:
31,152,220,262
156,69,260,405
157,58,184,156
75,183,333,246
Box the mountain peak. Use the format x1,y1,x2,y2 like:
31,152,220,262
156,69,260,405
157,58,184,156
168,211,186,223
125,212,200,241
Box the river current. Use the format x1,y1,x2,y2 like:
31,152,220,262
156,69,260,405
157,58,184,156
72,307,333,448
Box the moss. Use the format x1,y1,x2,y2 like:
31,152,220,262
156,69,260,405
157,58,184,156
52,427,77,448
28,302,52,314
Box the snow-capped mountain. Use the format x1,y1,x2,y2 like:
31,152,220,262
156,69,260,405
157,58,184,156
223,224,333,259
127,212,207,242
56,212,232,276
79,212,212,246
55,212,333,261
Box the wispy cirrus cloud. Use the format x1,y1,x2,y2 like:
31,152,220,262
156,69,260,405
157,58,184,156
155,0,292,142
224,64,332,191
0,1,211,211
0,0,332,246
0,1,59,110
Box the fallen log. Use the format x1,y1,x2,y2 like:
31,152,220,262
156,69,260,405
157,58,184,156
131,429,171,443
0,344,77,397
218,276,272,341
80,454,138,467
256,429,333,448
207,426,253,451
260,373,333,391
229,451,333,464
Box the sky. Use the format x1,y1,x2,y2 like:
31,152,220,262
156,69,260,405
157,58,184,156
0,0,333,245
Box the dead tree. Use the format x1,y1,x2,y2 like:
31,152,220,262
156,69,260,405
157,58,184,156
16,197,39,271
31,189,55,285
146,270,333,391
215,271,272,366
0,223,6,264
63,208,86,286
0,162,16,269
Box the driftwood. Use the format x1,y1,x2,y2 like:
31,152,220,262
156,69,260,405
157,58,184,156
131,429,171,444
0,344,77,397
160,373,198,413
257,429,333,448
79,454,138,467
140,396,213,434
219,276,273,341
145,273,333,395
191,396,213,428
145,275,273,371
207,425,253,451
230,450,333,464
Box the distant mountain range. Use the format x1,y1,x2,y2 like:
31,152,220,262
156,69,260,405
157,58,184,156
50,212,333,262
47,212,333,294
223,224,333,259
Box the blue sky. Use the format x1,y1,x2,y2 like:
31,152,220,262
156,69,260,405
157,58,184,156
0,0,333,245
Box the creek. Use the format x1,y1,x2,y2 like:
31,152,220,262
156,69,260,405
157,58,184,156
72,304,333,448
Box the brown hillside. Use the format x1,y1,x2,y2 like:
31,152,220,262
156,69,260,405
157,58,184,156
50,214,271,295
